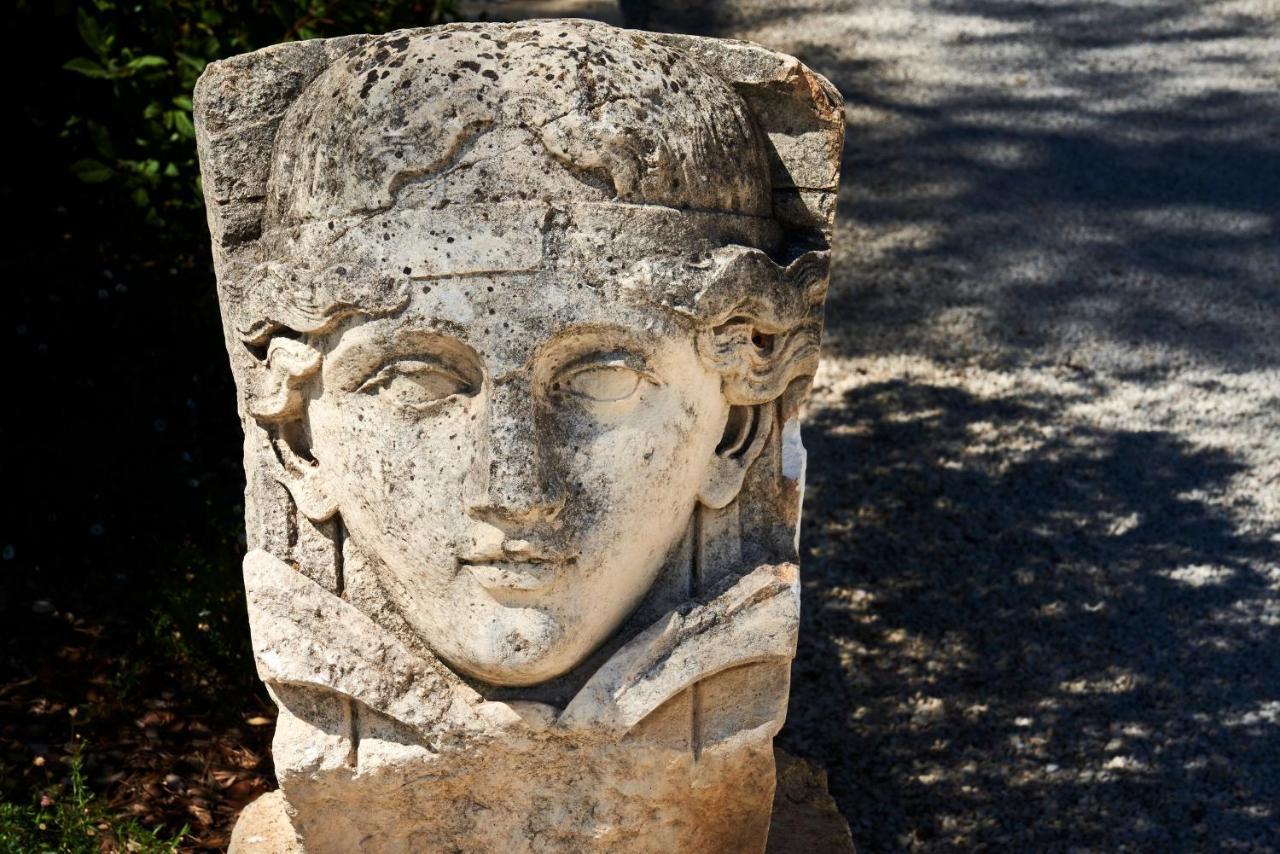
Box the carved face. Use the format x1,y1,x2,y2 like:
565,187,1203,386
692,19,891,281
299,272,731,686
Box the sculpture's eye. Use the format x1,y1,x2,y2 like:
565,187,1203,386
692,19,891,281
359,359,474,411
561,364,650,403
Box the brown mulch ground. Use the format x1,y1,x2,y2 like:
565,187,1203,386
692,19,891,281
1,604,275,851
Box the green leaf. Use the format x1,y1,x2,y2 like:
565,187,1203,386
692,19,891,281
174,51,207,74
143,101,162,120
89,121,115,158
170,110,195,140
76,7,103,53
125,55,169,72
62,57,111,79
70,158,113,183
171,95,193,111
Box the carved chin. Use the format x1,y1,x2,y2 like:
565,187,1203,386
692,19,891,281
441,605,580,687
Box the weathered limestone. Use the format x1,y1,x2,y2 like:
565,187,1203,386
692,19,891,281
195,18,842,853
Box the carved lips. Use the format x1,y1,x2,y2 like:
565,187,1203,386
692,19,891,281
464,560,566,592
460,540,571,592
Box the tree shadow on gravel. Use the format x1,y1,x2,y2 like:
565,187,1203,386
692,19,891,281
619,0,801,35
780,379,1278,850
783,0,1280,371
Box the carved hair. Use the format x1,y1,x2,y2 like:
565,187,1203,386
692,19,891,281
218,24,834,422
262,26,773,229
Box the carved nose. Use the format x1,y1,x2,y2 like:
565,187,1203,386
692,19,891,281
465,375,565,524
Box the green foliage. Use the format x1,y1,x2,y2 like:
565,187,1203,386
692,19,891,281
58,0,457,233
0,745,186,853
143,539,262,694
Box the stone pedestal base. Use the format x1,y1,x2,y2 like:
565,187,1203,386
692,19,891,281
767,750,855,854
229,791,300,853
230,749,852,853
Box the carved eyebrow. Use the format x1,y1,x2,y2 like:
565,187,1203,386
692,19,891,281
325,326,480,391
537,321,659,364
555,348,652,378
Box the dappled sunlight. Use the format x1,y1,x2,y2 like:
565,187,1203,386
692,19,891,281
781,357,1278,848
729,0,1280,372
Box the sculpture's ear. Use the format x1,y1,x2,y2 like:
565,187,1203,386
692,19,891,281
699,403,775,510
649,33,845,240
249,337,337,522
272,436,337,522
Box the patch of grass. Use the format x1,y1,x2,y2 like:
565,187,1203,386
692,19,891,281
0,744,186,854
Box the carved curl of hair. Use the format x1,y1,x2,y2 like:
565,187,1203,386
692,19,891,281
658,247,830,406
233,258,410,345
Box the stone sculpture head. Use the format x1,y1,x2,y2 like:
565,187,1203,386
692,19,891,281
215,23,828,687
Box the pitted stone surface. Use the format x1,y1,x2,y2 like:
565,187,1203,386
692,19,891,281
265,24,774,225
196,18,842,853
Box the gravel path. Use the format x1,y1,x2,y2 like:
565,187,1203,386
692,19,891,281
634,1,1280,849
